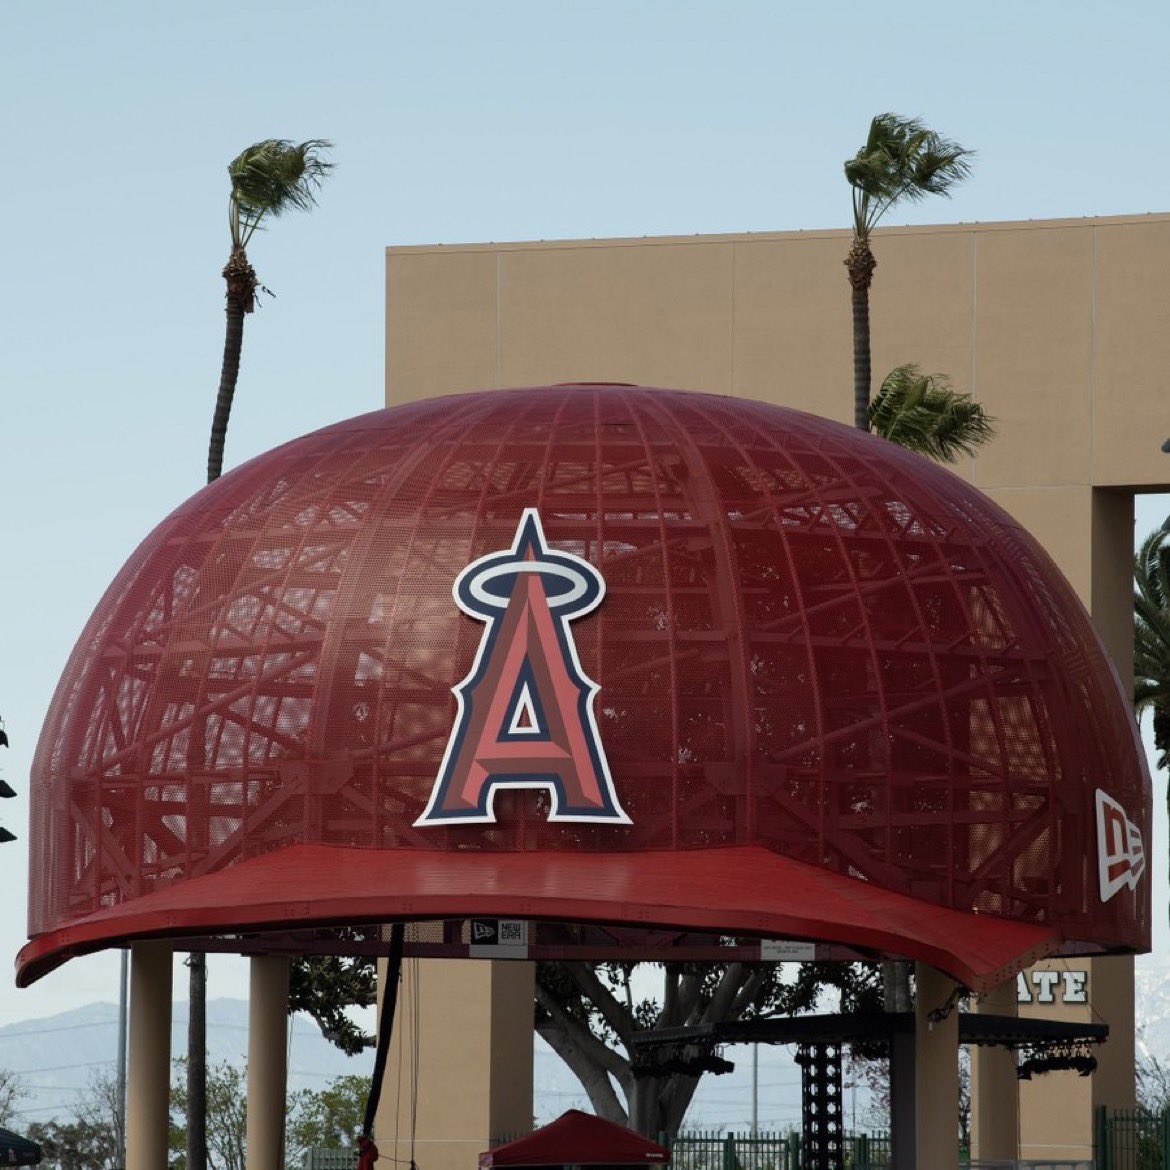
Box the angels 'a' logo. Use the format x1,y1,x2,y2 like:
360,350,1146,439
415,509,629,827
1096,789,1145,902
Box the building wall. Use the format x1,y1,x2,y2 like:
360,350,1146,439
387,213,1170,492
385,212,1168,1160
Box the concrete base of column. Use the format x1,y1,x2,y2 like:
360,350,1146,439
915,963,960,1170
126,941,173,1170
972,978,1018,1161
375,958,534,1170
245,955,290,1170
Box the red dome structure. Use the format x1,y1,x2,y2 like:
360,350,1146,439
18,384,1150,989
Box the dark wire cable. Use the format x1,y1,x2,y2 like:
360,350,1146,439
362,922,406,1140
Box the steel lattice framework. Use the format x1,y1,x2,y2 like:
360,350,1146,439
24,384,1149,975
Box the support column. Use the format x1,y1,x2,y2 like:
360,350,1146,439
915,963,959,1170
888,1028,915,1170
126,941,173,1170
376,957,534,1170
987,488,1138,1163
971,977,1018,1161
245,955,290,1170
797,1043,844,1170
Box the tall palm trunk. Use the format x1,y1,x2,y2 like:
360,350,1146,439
190,245,258,1170
207,247,257,482
845,239,877,431
850,228,911,1014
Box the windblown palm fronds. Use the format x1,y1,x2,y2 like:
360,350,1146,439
228,138,333,250
868,364,994,463
208,139,333,483
843,114,973,433
1135,524,1170,772
845,113,973,241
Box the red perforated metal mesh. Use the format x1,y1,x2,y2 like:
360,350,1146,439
26,385,1149,957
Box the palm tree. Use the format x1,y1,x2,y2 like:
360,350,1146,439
870,364,994,463
1135,525,1170,777
844,114,973,431
207,138,333,483
192,138,332,1170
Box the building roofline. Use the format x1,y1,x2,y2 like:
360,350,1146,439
386,210,1170,255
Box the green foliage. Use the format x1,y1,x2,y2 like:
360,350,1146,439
290,955,377,1055
286,1074,371,1165
228,138,333,250
169,1060,369,1170
170,1058,247,1170
845,113,973,241
535,960,882,1138
869,364,994,463
25,1067,122,1170
24,1118,117,1170
771,962,884,1016
1135,526,1170,771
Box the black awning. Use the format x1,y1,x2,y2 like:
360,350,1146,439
632,1011,1107,1050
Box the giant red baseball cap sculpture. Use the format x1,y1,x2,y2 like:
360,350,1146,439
18,384,1150,988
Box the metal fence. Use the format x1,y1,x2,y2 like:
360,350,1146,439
300,1148,359,1170
670,1130,892,1170
1095,1108,1170,1170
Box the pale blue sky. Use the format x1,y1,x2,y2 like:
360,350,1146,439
3,0,1170,1028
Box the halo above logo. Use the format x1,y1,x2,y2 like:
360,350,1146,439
415,509,630,827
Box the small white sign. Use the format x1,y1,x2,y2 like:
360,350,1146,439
760,940,817,962
469,918,529,959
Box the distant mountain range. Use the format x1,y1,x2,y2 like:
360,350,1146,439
0,999,368,1128
0,995,802,1133
4,963,1169,1133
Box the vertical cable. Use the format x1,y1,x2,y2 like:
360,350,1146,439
363,921,406,1139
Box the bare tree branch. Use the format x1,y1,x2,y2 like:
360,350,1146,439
664,1073,703,1137
728,967,769,1019
0,1069,27,1129
536,1015,628,1125
677,972,705,1027
563,963,634,1046
661,965,680,1028
535,980,630,1086
698,963,749,1026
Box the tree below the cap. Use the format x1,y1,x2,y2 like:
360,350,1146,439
535,960,880,1140
0,1069,26,1130
845,114,972,432
170,1059,247,1170
289,953,377,1055
285,1074,371,1165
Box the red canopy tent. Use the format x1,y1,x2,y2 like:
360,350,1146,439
479,1111,670,1167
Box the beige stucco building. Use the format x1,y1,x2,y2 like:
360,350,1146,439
382,212,1170,1167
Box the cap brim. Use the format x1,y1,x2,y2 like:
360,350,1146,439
17,843,1058,991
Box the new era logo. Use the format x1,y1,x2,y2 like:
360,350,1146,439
1096,789,1145,902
